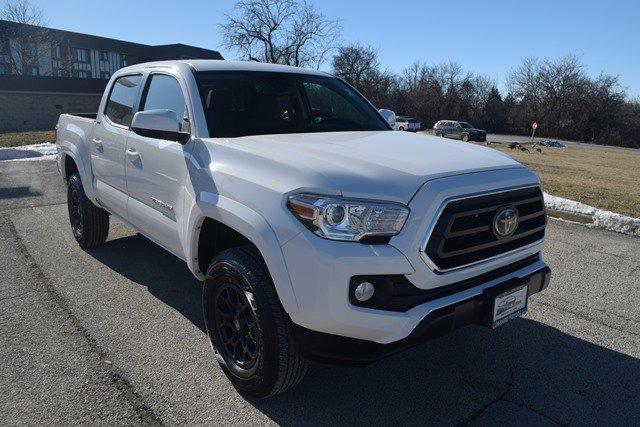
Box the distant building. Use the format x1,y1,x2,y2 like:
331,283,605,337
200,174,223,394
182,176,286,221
0,20,223,132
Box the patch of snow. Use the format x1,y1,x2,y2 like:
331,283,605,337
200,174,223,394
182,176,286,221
536,140,566,148
544,192,640,237
0,142,58,162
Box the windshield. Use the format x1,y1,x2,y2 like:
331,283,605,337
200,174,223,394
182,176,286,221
196,71,390,137
460,122,474,128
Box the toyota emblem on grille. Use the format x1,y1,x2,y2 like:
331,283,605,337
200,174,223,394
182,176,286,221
493,206,519,238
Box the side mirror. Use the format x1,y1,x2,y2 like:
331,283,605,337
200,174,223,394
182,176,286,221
131,109,190,143
378,109,396,127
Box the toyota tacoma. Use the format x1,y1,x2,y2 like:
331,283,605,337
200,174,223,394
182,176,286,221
55,60,550,398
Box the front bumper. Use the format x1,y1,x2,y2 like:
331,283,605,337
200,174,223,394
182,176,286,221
294,262,550,365
282,168,545,345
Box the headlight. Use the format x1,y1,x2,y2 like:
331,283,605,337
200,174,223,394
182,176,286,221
287,194,409,242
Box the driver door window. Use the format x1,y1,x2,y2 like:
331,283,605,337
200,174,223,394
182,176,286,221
302,82,364,126
141,74,189,131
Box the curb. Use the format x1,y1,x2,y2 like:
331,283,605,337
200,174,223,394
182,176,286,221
544,194,640,237
546,209,593,225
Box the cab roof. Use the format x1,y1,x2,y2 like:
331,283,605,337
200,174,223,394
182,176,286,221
120,59,332,77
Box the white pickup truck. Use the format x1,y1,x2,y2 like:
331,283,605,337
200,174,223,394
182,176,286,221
394,116,421,132
56,60,550,398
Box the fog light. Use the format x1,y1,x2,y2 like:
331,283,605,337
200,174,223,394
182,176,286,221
354,282,375,302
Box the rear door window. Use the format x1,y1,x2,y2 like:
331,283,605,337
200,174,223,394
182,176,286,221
104,75,143,126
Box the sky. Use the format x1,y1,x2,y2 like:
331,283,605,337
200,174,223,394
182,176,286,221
22,0,640,98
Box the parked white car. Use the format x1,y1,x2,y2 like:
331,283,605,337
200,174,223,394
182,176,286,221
394,116,421,132
56,60,550,397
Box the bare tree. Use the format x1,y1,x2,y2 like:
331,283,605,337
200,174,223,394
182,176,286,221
1,0,50,75
330,45,639,147
508,55,587,135
332,43,379,87
220,0,341,68
2,0,45,23
331,43,397,107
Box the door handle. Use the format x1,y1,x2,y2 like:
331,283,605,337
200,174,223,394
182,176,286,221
125,148,141,162
92,138,103,152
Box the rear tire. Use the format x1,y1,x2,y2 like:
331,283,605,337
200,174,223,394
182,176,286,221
398,126,405,131
67,173,109,248
203,246,308,398
461,133,470,142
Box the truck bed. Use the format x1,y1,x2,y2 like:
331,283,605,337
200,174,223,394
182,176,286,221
66,113,98,120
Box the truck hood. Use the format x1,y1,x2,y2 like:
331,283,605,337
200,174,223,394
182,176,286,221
219,131,522,203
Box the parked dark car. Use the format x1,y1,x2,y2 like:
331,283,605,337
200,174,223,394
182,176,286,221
433,120,486,142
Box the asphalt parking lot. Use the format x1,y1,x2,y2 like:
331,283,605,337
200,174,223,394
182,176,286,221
1,160,639,425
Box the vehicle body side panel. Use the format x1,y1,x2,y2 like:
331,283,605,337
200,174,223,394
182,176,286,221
57,114,96,200
184,191,301,314
125,69,197,259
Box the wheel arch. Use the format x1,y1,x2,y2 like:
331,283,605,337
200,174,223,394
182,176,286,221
63,153,78,180
185,192,300,315
59,141,96,201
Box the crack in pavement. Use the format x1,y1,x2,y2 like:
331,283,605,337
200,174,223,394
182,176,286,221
458,370,565,426
532,298,640,338
0,289,50,302
501,398,567,426
4,215,164,426
458,371,515,425
537,294,640,325
0,201,65,212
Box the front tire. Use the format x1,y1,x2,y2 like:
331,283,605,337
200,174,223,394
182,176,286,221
461,133,470,142
435,131,443,137
203,246,308,398
67,173,109,248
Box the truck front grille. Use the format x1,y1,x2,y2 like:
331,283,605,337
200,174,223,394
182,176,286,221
423,186,546,271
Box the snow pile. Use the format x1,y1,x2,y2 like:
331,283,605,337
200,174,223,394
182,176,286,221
536,140,567,148
0,143,58,161
544,192,640,236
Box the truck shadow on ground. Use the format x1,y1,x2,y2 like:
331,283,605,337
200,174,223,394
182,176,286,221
0,186,42,199
86,233,640,426
86,233,207,331
0,149,44,161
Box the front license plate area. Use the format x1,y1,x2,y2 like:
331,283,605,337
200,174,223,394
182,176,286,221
491,284,528,328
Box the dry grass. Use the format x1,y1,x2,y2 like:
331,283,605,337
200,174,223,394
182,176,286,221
482,142,640,218
1,130,638,217
0,131,54,148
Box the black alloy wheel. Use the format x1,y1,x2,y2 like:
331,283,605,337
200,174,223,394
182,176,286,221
69,185,83,238
66,173,109,248
214,283,260,369
203,246,309,397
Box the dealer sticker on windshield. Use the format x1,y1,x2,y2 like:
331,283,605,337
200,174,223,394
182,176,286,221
491,285,528,328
